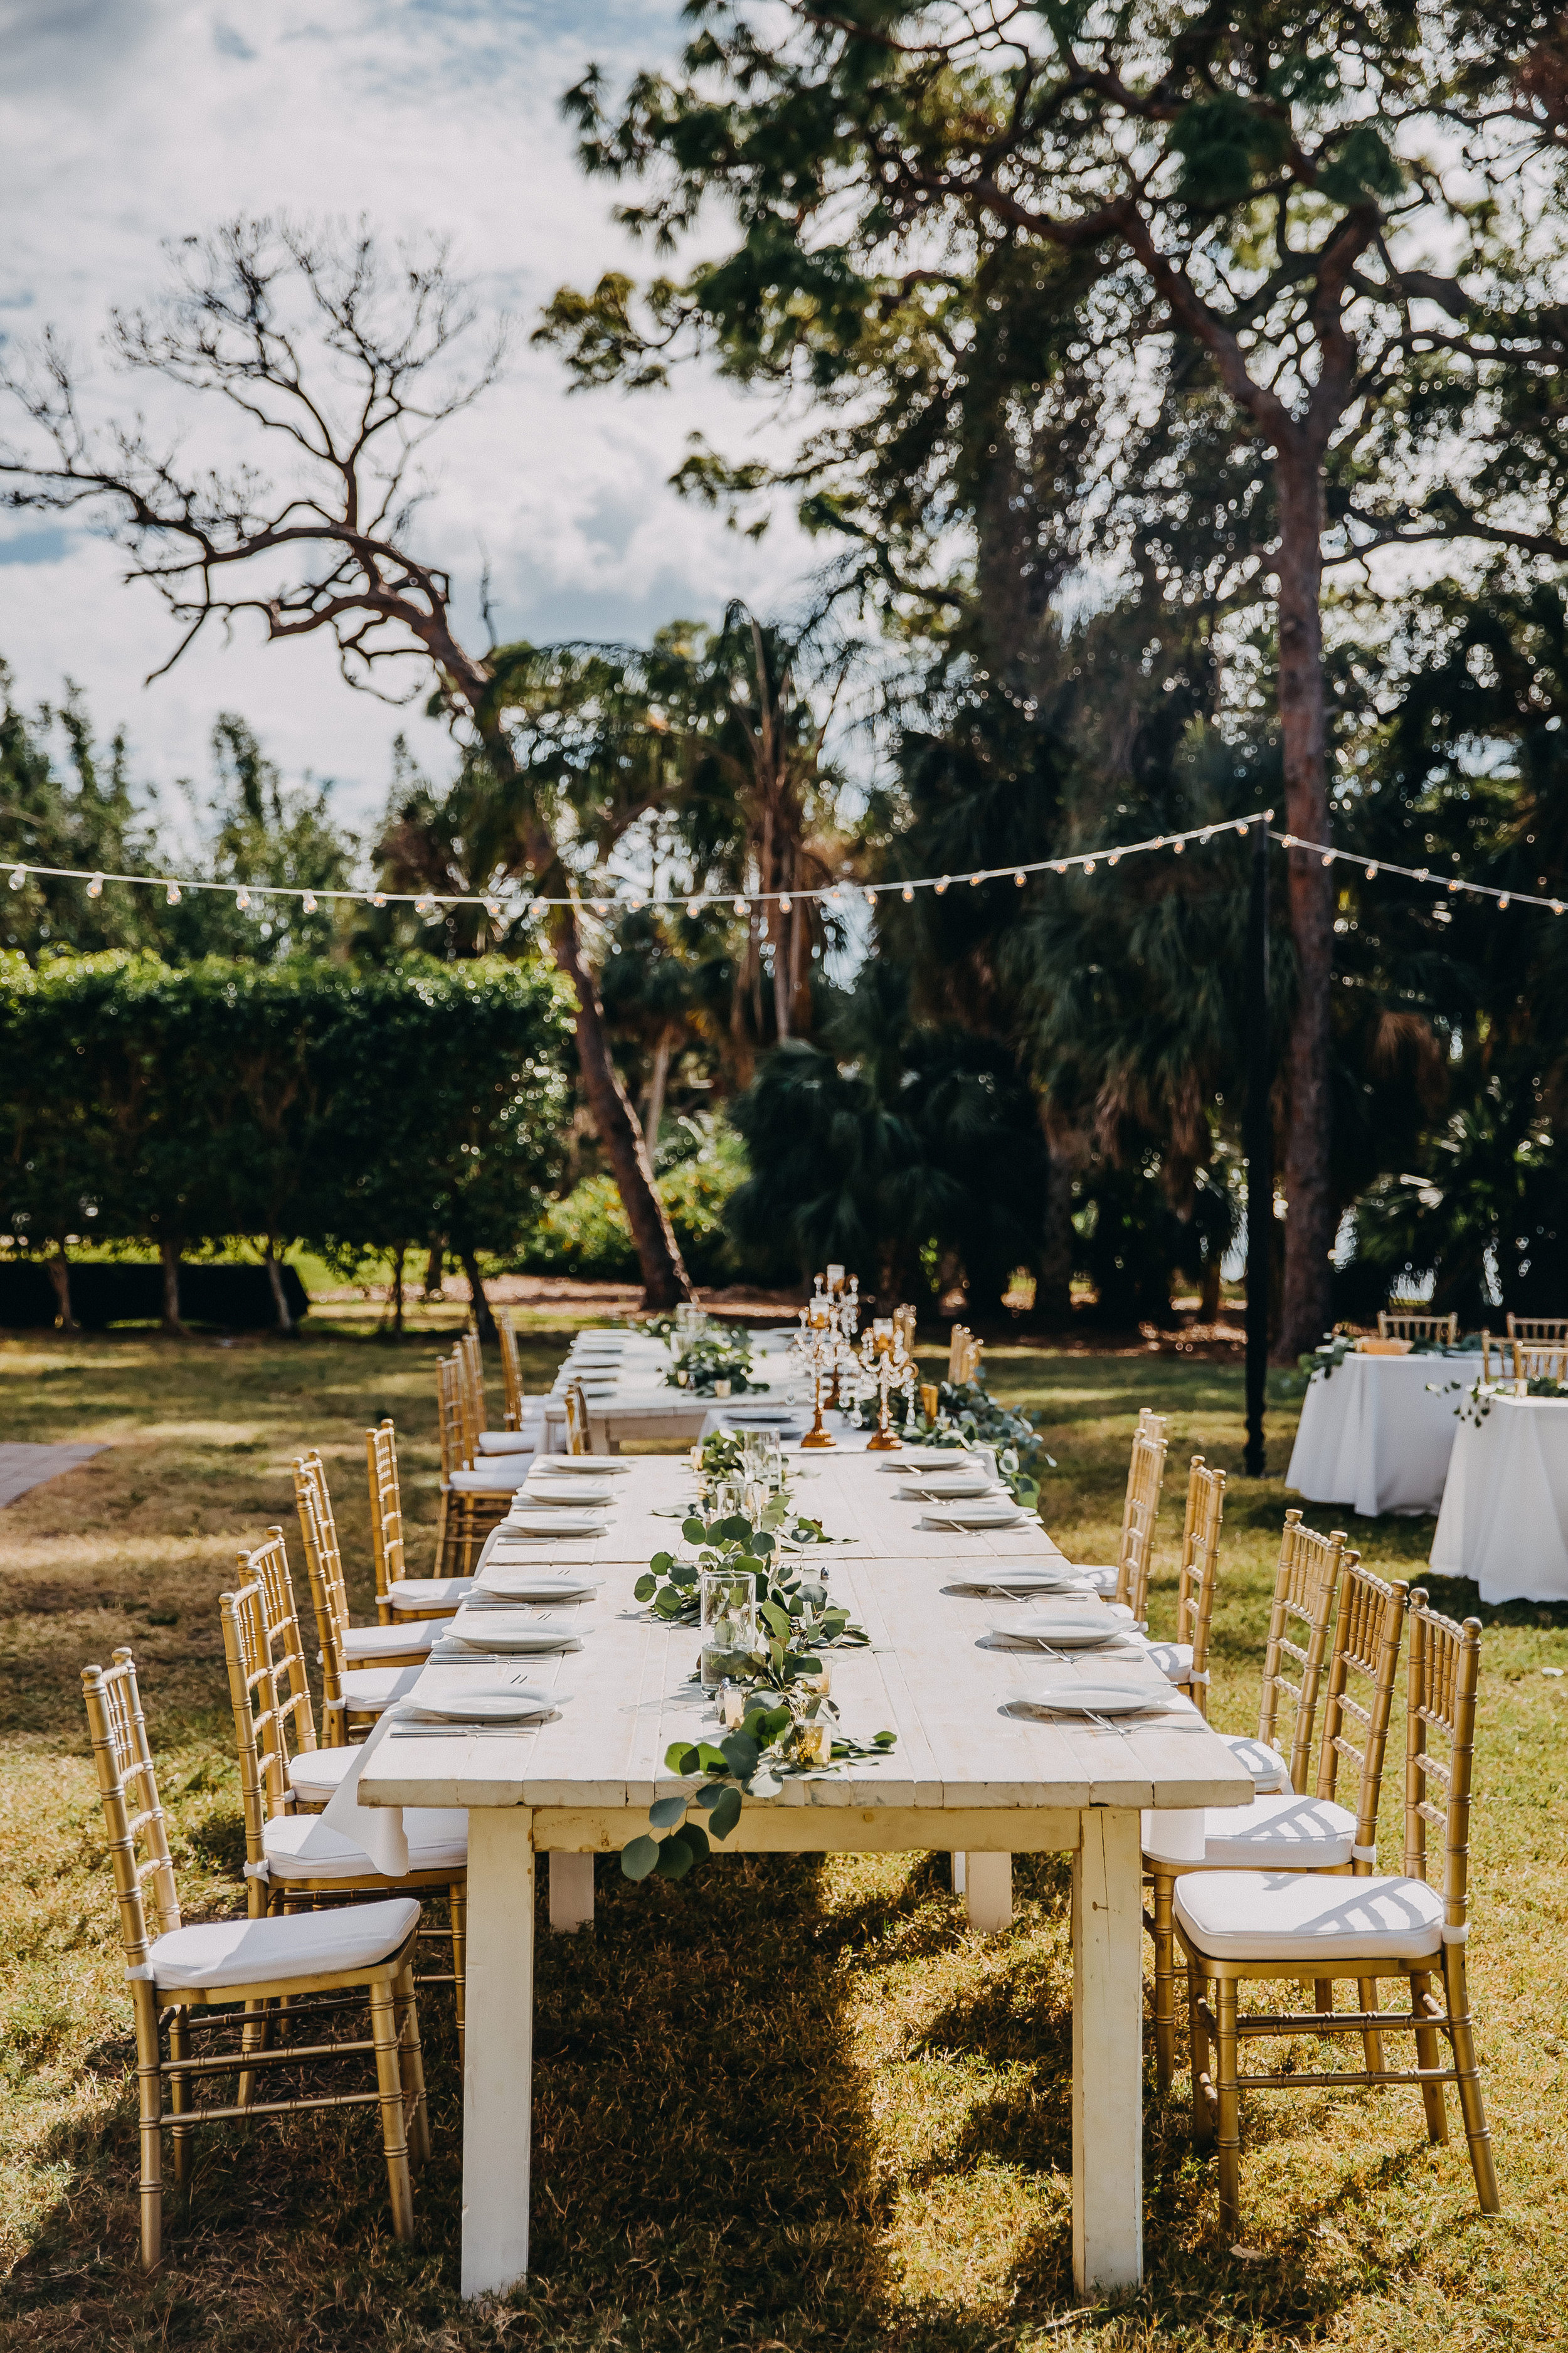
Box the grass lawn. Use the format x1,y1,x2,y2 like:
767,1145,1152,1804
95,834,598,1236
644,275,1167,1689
1,1320,1564,2350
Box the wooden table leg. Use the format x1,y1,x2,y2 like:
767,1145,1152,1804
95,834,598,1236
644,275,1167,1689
460,1807,534,2298
548,1851,595,1933
1072,1808,1143,2295
963,1852,1012,1931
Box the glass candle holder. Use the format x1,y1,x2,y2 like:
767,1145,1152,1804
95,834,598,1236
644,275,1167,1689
699,1568,758,1691
797,1711,832,1765
919,1382,940,1424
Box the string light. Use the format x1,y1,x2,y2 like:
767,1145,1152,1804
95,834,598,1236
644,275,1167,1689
4,814,1560,928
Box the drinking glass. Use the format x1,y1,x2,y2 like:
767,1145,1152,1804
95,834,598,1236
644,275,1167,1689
699,1568,758,1691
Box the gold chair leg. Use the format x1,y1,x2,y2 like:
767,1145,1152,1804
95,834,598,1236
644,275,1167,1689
167,2007,193,2186
1215,1974,1241,2239
1189,1962,1214,2146
449,1881,467,2060
236,1996,271,2111
434,1489,452,1580
1444,1951,1501,2212
132,1981,164,2273
1313,1978,1334,2017
1359,1975,1385,2076
1152,1870,1178,2092
1409,1968,1449,2144
369,1978,416,2243
395,1962,431,2167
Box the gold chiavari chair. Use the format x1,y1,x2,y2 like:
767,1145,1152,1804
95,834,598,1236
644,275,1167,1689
434,1351,529,1576
1480,1331,1502,1384
946,1322,969,1381
295,1452,448,1684
564,1377,594,1455
292,1480,421,1743
893,1302,918,1355
1143,1521,1361,2088
221,1530,354,1810
1175,1595,1498,2234
497,1308,525,1431
1378,1308,1458,1344
457,1326,534,1460
1069,1409,1170,1622
83,1648,426,2268
367,1418,476,1623
218,1573,469,2047
1141,1455,1225,1708
1220,1511,1348,1797
1512,1339,1568,1386
1506,1312,1568,1344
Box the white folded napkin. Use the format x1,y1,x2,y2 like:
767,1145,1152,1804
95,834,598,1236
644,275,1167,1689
320,1706,411,1878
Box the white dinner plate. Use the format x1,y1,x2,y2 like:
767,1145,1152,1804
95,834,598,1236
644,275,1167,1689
447,1610,583,1654
899,1477,1000,1501
876,1446,972,1471
404,1682,560,1726
532,1456,633,1475
479,1570,601,1603
501,1512,610,1538
520,1479,617,1506
921,1502,1031,1530
1019,1678,1174,1719
988,1613,1133,1650
952,1567,1094,1596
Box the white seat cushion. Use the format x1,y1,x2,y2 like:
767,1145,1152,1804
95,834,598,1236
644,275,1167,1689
448,1465,531,1494
1175,1870,1444,1963
263,1807,469,1882
340,1664,423,1715
1141,1639,1194,1684
388,1576,476,1615
288,1746,360,1805
477,1430,536,1455
342,1617,452,1662
1144,1792,1355,1871
1223,1734,1294,1795
1073,1563,1121,1596
142,1897,421,1992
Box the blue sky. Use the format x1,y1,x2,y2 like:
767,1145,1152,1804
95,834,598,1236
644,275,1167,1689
0,2,815,841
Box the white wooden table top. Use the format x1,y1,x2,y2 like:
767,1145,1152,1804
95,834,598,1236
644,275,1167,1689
364,1455,1253,1820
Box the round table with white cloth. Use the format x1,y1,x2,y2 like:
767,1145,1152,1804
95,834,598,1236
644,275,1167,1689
1284,1351,1483,1518
1429,1392,1568,1602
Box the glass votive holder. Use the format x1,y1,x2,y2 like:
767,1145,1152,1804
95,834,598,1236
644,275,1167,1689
742,1477,768,1526
919,1382,940,1424
699,1568,758,1691
798,1659,832,1696
715,1474,744,1521
718,1681,746,1729
763,1434,784,1489
714,1377,731,1398
797,1714,832,1765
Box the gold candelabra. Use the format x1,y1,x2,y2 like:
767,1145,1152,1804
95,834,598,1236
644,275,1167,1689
795,1272,861,1448
858,1319,916,1451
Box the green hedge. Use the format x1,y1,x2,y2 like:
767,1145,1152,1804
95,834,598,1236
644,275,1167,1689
521,1121,749,1284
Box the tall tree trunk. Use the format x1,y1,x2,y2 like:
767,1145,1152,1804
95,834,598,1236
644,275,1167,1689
642,1028,675,1161
1036,1130,1076,1328
390,1242,406,1338
263,1236,294,1334
461,1248,497,1344
423,1242,445,1300
548,902,692,1310
46,1248,77,1333
1272,446,1336,1362
158,1235,183,1334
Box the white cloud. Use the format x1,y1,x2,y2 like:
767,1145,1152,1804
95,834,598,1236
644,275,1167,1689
0,1,818,840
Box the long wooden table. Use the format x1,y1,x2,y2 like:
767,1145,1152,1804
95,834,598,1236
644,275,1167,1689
361,1447,1251,2301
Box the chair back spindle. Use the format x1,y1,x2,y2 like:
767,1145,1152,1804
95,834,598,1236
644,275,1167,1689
497,1310,525,1431
1506,1312,1568,1344
1512,1340,1568,1387
1256,1510,1349,1794
366,1418,406,1620
1404,1594,1483,1939
564,1379,592,1456
1316,1562,1411,1864
1115,1413,1170,1625
1378,1309,1458,1344
80,1650,182,1970
1172,1456,1226,1716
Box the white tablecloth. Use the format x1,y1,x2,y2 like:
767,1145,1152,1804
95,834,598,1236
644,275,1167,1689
1285,1352,1483,1517
1429,1393,1568,1601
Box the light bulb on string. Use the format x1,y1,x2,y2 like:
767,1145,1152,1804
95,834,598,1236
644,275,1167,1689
1199,827,1213,844
935,875,950,895
1051,860,1067,875
1365,863,1378,879
1449,879,1461,894
302,891,318,914
901,884,914,902
166,883,181,906
1499,893,1510,910
235,887,252,913
779,893,792,913
483,897,501,921
371,891,387,909
1014,869,1025,886
1083,858,1097,874
1172,840,1184,855
734,896,749,916
1321,851,1334,868
862,885,877,905
1107,852,1120,867
8,867,25,891
830,887,844,903
87,874,104,900
1234,821,1247,836
968,871,983,886
592,900,608,915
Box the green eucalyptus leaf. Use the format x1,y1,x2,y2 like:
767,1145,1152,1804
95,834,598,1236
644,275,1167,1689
649,1795,688,1830
675,1819,710,1861
696,1741,731,1773
654,1834,694,1880
682,1517,707,1543
759,1598,791,1639
653,1588,684,1618
650,1551,675,1574
707,1783,743,1839
665,1741,701,1775
622,1835,660,1881
633,1573,657,1601
719,1730,760,1777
